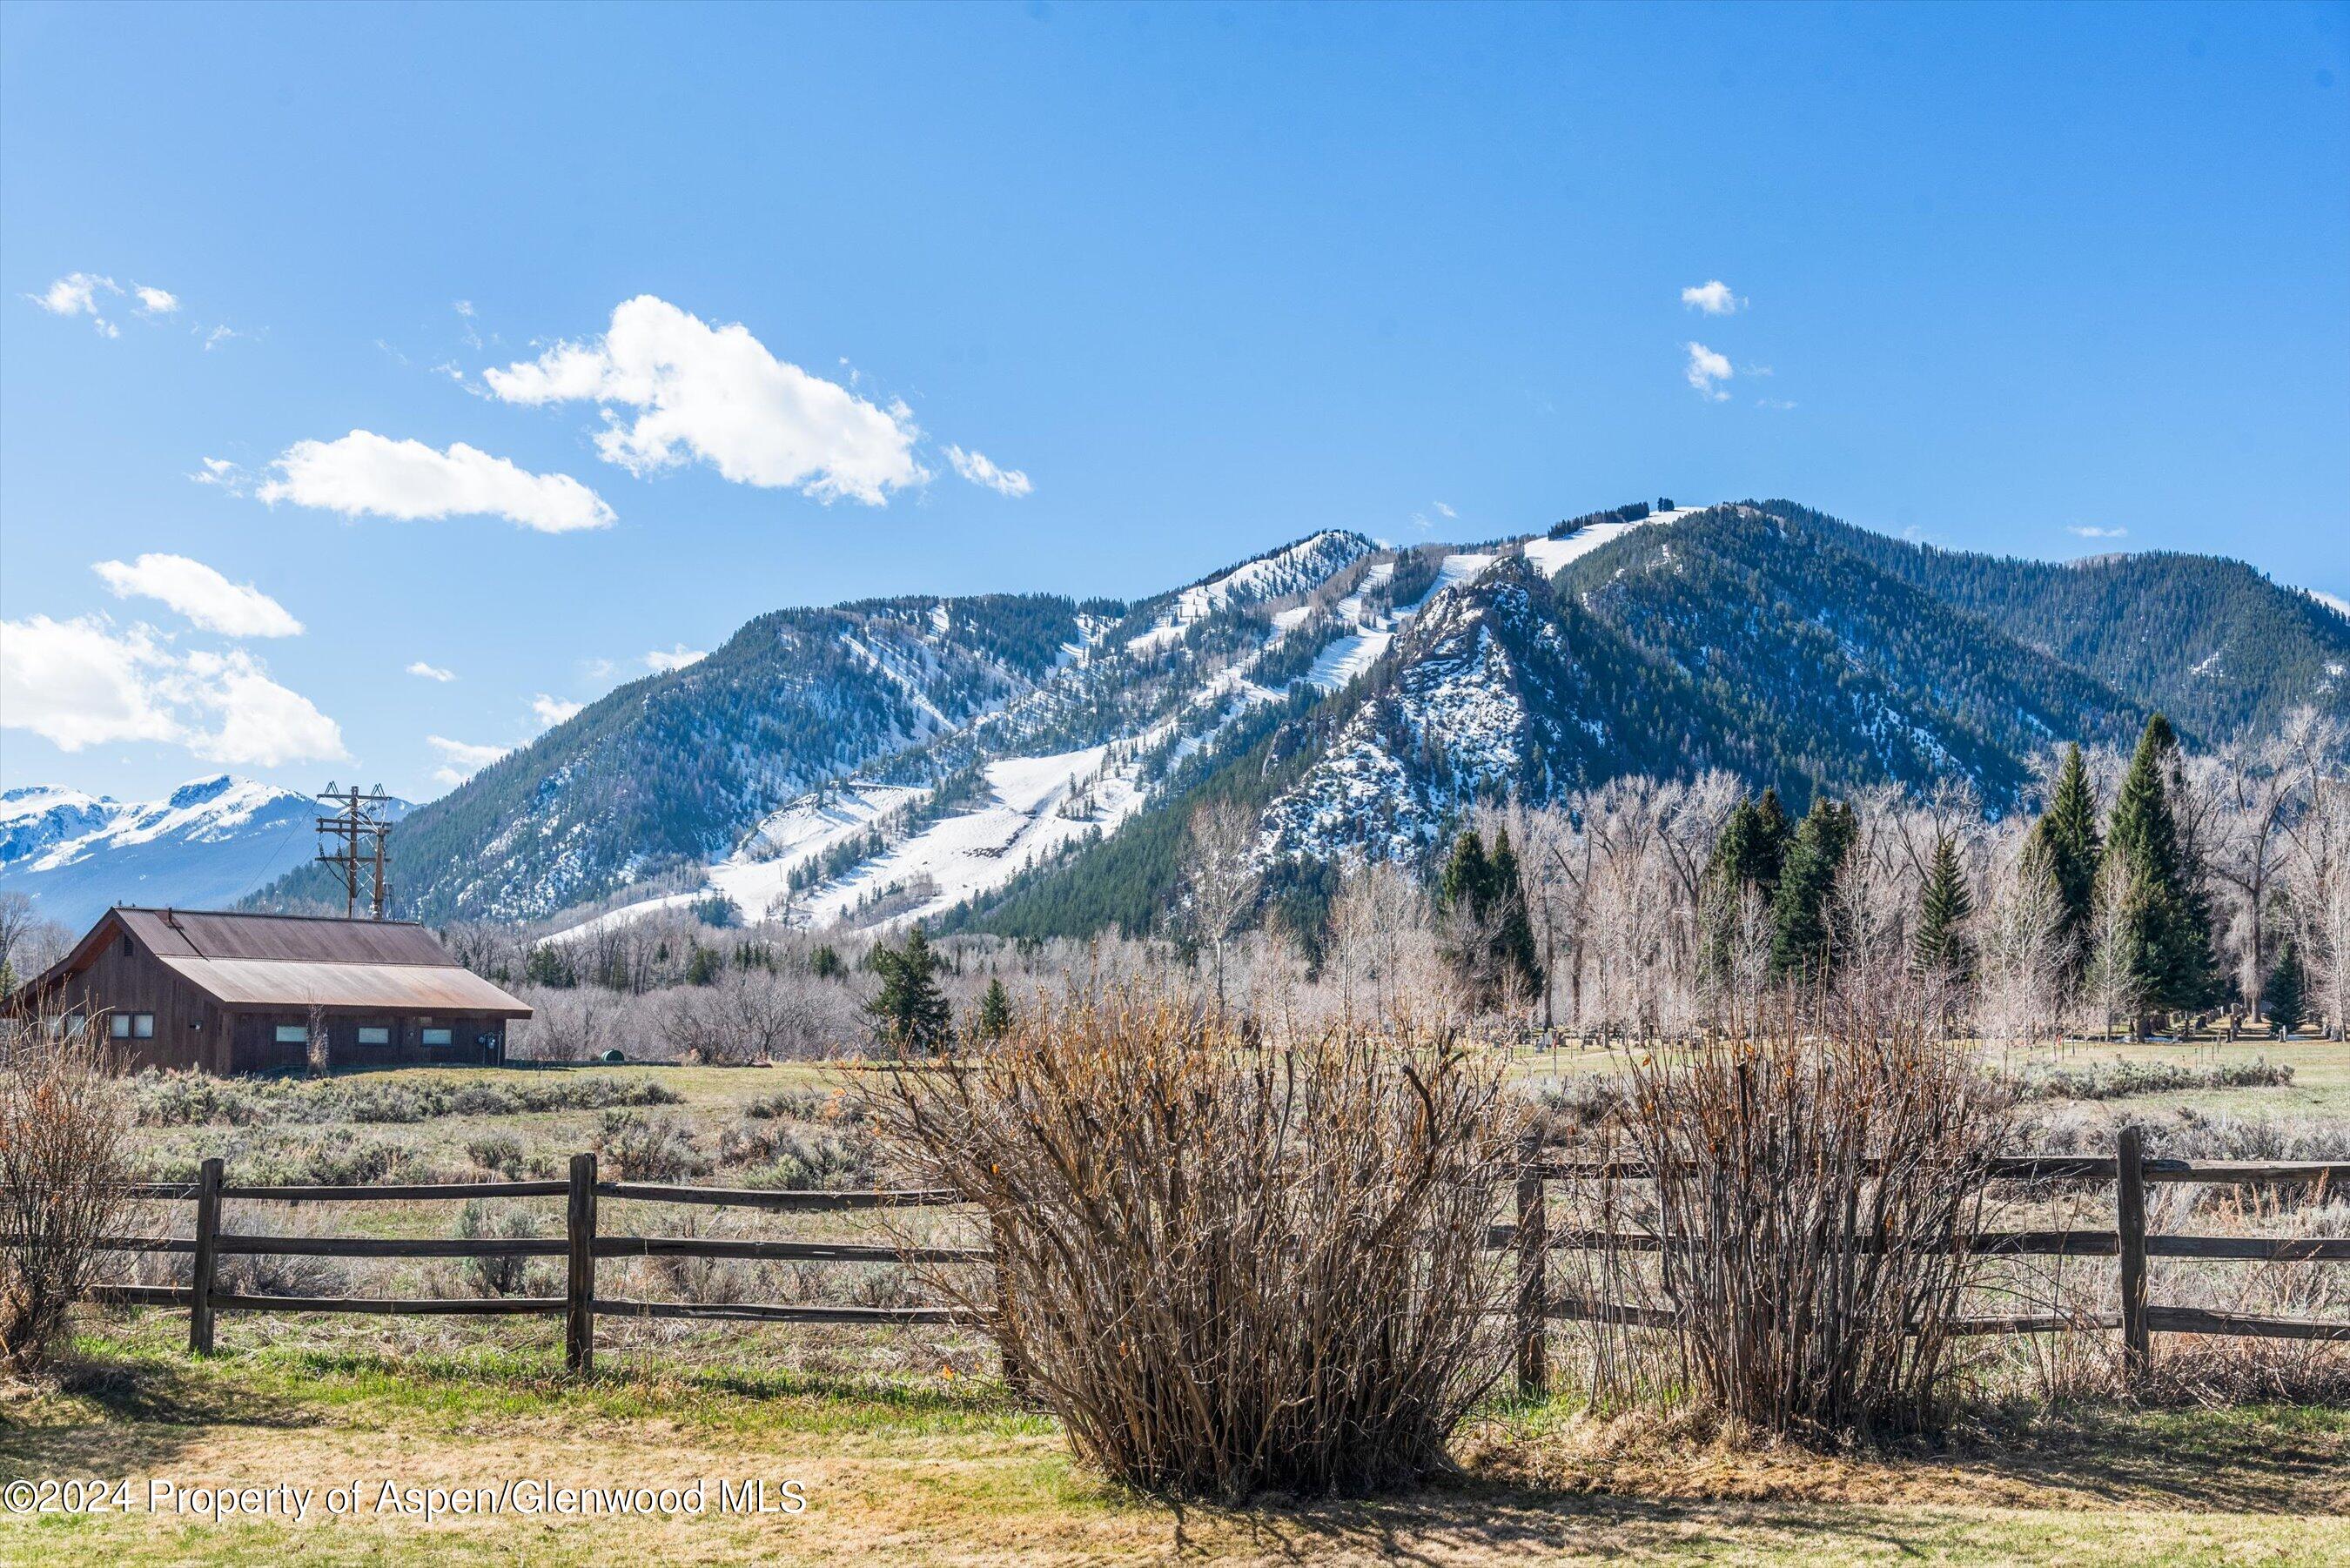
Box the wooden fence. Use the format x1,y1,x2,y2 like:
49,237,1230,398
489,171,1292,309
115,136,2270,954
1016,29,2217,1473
89,1153,984,1376
74,1128,2348,1390
1499,1125,2350,1394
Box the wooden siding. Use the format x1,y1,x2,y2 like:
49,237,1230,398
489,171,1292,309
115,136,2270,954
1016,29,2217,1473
14,909,518,1074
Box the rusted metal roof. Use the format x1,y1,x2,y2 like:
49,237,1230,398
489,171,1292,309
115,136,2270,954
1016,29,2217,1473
114,908,453,966
152,955,533,1016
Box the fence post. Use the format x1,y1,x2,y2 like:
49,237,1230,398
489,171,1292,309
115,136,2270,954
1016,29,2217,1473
1515,1131,1548,1397
2116,1125,2149,1377
566,1152,597,1375
990,1216,1028,1398
186,1156,222,1356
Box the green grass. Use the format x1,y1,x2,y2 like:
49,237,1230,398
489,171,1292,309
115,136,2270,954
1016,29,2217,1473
3,1317,2346,1565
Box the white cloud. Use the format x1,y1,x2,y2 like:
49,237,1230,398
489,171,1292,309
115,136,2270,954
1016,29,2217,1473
1681,280,1743,316
178,649,347,767
0,614,181,751
531,694,585,727
258,430,615,533
134,285,180,316
1683,342,1733,400
406,660,456,682
485,295,927,505
92,553,303,638
2067,525,2128,539
191,456,242,489
0,614,343,764
645,644,707,673
1433,502,1457,519
30,271,120,333
202,325,242,351
1756,397,1798,411
943,445,1033,499
426,734,509,787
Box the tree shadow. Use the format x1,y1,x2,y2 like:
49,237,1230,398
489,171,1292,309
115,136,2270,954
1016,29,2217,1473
0,1355,310,1478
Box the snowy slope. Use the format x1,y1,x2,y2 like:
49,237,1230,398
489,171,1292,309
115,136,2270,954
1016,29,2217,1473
1519,506,1702,577
0,776,405,928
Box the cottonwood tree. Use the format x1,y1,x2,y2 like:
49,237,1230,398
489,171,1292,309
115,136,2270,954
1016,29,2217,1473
1183,798,1260,1015
1977,837,2066,1052
2284,775,2350,1039
2206,709,2336,1022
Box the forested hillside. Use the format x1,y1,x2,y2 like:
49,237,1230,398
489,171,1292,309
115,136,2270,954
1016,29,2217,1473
258,593,1114,922
241,499,2341,941
1785,501,2350,741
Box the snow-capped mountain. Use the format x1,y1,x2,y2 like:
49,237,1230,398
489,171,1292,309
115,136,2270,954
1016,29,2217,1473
0,776,406,929
236,499,2349,939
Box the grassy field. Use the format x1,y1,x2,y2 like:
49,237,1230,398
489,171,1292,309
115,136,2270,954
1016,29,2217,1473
3,1317,2347,1565
2,1049,2342,1564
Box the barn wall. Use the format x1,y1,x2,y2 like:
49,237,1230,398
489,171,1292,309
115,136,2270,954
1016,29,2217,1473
43,926,225,1073
225,1011,509,1073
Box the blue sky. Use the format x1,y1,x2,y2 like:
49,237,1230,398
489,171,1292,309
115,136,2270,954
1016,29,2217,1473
3,1,2345,804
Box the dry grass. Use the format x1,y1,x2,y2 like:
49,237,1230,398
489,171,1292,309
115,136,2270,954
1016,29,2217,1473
1,1317,2346,1565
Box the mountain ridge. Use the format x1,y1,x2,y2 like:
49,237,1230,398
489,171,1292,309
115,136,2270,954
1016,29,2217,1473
205,499,2347,938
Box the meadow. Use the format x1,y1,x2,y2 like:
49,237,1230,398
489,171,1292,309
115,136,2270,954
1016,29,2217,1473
3,1038,2345,1564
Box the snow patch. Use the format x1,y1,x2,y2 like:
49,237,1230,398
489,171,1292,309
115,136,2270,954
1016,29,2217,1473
1518,506,1702,578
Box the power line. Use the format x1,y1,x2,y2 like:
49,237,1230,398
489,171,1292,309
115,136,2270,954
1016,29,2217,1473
315,781,394,920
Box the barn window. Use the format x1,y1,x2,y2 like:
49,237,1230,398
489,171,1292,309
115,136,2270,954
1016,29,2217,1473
274,1024,308,1045
120,935,133,958
356,1025,391,1046
420,1027,453,1047
111,1014,154,1039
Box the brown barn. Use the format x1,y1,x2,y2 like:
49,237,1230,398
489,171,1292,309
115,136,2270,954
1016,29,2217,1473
10,907,532,1074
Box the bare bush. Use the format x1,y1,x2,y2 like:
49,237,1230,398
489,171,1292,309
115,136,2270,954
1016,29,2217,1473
665,968,855,1062
0,1022,132,1377
876,985,1517,1498
1576,997,2011,1444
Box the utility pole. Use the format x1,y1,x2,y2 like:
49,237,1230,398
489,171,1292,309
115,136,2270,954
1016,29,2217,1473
315,781,395,920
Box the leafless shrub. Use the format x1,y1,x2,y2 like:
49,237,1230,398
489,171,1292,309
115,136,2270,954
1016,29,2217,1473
591,1110,708,1182
1574,994,2012,1445
455,1201,540,1297
876,983,1518,1498
0,1022,132,1377
664,968,853,1062
208,1204,351,1299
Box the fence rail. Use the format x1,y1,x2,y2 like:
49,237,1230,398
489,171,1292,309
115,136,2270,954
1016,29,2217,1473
1502,1127,2347,1394
86,1154,977,1370
61,1130,2349,1387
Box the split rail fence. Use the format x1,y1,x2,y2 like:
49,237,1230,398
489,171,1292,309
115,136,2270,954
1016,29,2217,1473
72,1127,2349,1389
1501,1125,2350,1394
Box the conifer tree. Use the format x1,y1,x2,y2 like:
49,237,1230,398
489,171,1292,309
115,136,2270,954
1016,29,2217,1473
685,943,720,986
868,925,953,1054
1438,826,1543,1010
1488,827,1547,1005
2106,714,2217,1014
2266,937,2306,1036
1913,832,1975,982
1769,797,1856,982
2031,744,2101,965
1440,828,1492,915
974,975,1014,1042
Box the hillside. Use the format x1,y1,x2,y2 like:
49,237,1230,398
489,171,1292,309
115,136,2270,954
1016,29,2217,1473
956,502,2332,940
261,593,1118,923
1794,502,2350,742
232,499,2343,939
